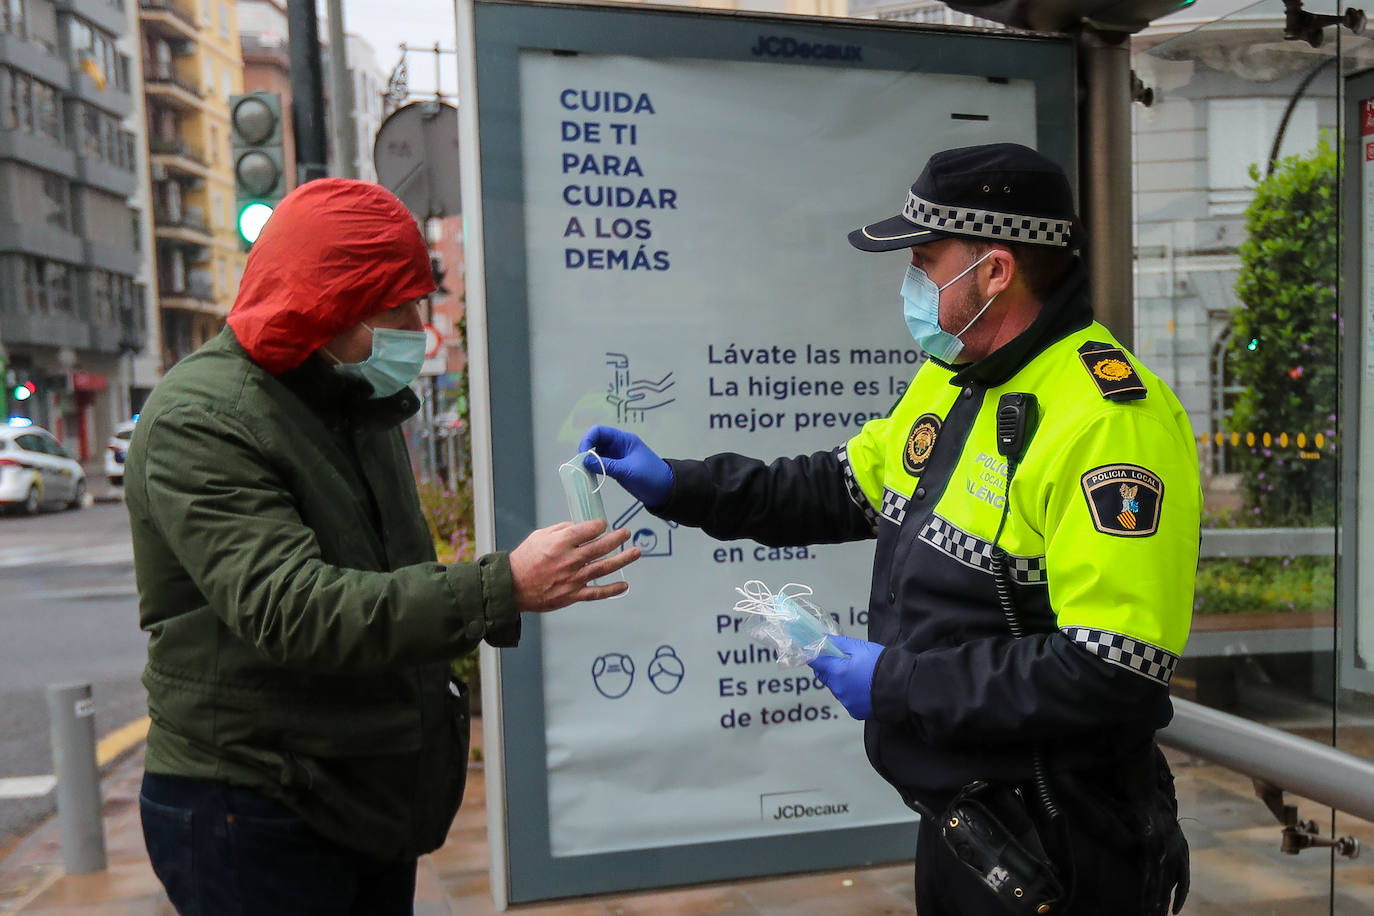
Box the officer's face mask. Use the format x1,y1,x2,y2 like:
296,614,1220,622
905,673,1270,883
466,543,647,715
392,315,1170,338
901,250,998,363
323,323,426,399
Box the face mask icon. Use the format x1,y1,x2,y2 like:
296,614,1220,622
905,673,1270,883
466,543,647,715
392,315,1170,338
591,652,635,699
647,645,684,695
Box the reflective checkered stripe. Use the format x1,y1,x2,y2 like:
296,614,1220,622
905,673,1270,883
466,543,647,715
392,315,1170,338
918,515,1046,584
1004,554,1047,585
1061,626,1178,686
902,192,1071,247
836,446,878,533
880,487,908,526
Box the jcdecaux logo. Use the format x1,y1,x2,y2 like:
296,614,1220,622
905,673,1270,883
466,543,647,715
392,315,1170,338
750,35,862,61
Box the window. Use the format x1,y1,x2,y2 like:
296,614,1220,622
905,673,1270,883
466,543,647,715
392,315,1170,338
91,269,112,322
33,82,57,140
2,0,22,38
0,68,12,131
42,173,70,231
130,209,141,252
218,1,227,38
209,124,219,163
12,70,32,133
1206,98,1318,215
19,257,39,313
45,261,71,313
81,104,101,157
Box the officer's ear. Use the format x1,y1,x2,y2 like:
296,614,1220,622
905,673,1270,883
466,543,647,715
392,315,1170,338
982,247,1017,299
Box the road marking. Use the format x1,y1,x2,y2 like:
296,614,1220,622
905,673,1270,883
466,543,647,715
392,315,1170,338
0,776,57,799
97,716,150,766
0,717,149,800
0,543,132,569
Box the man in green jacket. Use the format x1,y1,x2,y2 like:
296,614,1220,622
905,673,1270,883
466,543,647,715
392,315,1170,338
127,178,639,915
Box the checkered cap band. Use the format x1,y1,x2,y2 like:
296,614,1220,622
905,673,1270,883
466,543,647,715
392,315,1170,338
918,515,1046,584
902,192,1072,247
1062,626,1178,686
880,487,909,526
836,446,879,534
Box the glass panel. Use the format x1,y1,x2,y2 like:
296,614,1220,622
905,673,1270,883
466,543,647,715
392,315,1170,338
1134,0,1374,908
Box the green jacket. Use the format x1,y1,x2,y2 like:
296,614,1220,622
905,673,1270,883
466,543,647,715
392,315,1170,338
125,327,520,859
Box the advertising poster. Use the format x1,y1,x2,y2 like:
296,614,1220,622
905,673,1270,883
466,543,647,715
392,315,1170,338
464,0,1077,899
520,51,1038,856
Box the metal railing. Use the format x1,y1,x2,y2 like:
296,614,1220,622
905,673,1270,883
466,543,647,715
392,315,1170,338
148,136,205,164
1200,526,1335,559
143,64,201,99
1161,698,1374,834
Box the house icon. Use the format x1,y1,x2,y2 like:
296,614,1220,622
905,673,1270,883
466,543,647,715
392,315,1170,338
612,501,677,558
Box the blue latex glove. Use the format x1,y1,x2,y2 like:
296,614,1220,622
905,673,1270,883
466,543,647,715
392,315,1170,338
578,425,674,509
808,635,883,720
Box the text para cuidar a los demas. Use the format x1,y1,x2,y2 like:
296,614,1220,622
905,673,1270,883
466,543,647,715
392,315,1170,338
559,89,673,272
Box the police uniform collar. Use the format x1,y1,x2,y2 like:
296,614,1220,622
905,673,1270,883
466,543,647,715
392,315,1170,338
949,259,1093,389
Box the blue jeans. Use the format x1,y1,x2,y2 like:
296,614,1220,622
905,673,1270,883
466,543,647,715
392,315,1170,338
140,772,417,916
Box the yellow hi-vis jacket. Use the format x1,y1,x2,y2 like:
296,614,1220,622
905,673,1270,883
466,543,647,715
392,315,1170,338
658,264,1200,810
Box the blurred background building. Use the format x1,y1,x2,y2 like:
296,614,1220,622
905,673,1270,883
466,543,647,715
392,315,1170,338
0,0,145,461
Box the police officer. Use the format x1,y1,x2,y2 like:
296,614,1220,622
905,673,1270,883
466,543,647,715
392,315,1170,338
582,143,1194,915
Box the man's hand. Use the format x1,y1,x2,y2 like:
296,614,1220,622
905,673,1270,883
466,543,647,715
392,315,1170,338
509,519,640,612
808,635,883,720
578,426,674,509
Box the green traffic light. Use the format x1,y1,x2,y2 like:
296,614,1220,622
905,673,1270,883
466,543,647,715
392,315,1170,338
1247,338,1259,351
238,202,274,244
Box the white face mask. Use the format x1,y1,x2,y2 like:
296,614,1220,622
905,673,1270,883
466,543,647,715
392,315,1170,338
323,323,425,398
900,251,997,363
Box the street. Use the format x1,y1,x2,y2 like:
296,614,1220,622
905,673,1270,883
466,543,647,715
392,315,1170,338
0,501,147,854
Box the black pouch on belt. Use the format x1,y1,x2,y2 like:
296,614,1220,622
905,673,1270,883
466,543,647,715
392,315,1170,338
939,780,1065,915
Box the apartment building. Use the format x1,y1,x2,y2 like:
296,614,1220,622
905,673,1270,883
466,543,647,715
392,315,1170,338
139,0,244,368
0,0,147,460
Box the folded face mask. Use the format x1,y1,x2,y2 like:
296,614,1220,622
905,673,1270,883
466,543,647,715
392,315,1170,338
558,449,625,592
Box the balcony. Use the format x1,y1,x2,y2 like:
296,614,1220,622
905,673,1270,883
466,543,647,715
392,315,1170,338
149,137,208,180
143,64,203,111
157,277,221,316
153,207,212,248
138,0,197,43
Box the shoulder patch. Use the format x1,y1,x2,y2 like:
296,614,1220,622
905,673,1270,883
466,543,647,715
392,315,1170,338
902,413,941,476
1078,341,1147,402
1081,464,1163,537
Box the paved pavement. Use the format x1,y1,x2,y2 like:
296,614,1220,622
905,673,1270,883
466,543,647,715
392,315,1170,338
5,727,1374,914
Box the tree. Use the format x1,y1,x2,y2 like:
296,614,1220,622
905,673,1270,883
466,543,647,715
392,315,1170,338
1226,137,1338,526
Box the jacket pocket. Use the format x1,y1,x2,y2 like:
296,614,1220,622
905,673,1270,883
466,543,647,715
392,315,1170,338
419,677,471,852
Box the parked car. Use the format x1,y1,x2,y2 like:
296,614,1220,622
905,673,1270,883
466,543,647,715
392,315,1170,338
105,419,136,487
0,423,86,514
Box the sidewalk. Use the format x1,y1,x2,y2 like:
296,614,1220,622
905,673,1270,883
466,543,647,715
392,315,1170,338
9,723,1374,914
0,721,914,915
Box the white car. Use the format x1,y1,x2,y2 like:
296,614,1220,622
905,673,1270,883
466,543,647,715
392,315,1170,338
0,423,86,514
105,419,136,487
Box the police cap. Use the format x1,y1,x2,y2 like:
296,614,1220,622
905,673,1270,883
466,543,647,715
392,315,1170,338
848,142,1081,253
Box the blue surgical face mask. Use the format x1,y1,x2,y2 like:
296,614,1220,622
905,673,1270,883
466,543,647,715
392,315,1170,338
325,323,425,399
901,250,997,363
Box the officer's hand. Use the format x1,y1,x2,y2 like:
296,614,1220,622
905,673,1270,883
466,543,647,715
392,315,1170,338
1150,822,1190,916
808,635,883,720
578,425,674,509
508,519,640,612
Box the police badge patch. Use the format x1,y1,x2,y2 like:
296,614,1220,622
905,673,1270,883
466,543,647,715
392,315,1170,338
902,413,941,476
1081,464,1164,536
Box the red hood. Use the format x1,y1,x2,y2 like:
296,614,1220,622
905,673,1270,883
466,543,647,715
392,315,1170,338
227,179,435,375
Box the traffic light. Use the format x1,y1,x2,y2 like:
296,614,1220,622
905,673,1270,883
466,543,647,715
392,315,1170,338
230,92,285,246
942,0,1194,33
